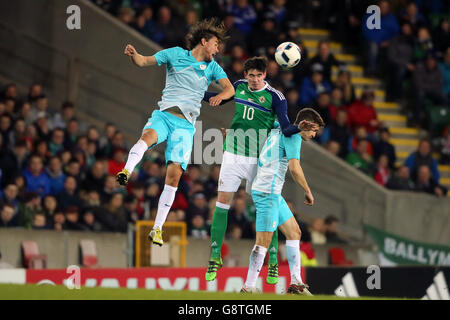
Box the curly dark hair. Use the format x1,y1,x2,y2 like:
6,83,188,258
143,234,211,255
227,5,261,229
243,56,268,73
185,18,228,50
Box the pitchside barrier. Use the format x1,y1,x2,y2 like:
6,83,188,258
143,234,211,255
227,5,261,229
1,266,448,299
135,221,187,268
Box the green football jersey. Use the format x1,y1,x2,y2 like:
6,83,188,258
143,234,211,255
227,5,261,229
224,79,286,157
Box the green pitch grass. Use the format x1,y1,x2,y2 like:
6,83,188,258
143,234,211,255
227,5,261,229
0,284,412,300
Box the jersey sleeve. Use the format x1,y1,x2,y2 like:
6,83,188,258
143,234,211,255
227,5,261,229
153,47,180,66
271,90,301,137
283,134,302,161
211,61,228,81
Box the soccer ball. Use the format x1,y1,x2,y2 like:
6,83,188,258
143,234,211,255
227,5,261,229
274,42,301,69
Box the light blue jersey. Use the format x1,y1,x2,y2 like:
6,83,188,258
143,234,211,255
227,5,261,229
251,122,302,194
154,46,227,124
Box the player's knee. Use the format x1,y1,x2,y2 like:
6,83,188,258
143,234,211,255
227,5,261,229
141,129,156,146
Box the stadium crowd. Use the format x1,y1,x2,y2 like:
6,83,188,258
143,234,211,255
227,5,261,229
90,0,449,190
1,0,449,238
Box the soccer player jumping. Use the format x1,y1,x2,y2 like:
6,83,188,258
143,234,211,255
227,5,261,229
203,57,315,285
117,19,234,246
241,108,324,295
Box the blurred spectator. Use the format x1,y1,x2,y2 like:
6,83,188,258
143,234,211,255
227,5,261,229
80,208,103,232
223,14,246,52
152,6,182,47
117,6,135,25
27,83,43,104
346,138,375,176
266,0,287,25
328,87,346,121
227,58,245,84
265,60,282,88
373,127,396,169
347,90,379,134
124,194,139,223
93,192,127,232
228,0,257,36
64,118,80,151
433,18,450,58
8,118,26,148
399,2,427,31
57,176,84,210
308,40,343,83
439,47,450,104
17,192,41,229
314,91,332,125
99,123,116,153
320,108,351,159
387,21,416,101
309,218,326,244
29,94,49,123
0,203,18,227
130,181,145,218
0,114,12,150
324,140,341,157
324,215,348,244
286,88,300,123
100,174,120,203
386,165,416,191
405,139,440,183
0,183,19,216
82,161,106,193
46,156,66,196
349,126,374,156
42,195,58,220
32,212,49,230
189,214,208,239
413,27,434,61
362,0,399,75
52,101,75,130
64,206,84,231
34,112,51,141
228,223,243,240
414,165,447,196
298,63,332,107
2,83,18,102
373,154,391,187
23,155,50,197
108,147,126,175
228,196,252,239
85,190,101,208
249,12,278,56
0,139,28,187
52,211,66,231
439,126,450,164
144,182,160,218
204,165,220,200
186,192,209,227
19,102,33,125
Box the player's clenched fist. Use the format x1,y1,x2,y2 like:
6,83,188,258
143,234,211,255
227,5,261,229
124,44,137,56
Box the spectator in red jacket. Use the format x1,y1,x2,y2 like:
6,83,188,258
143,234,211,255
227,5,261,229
347,90,380,134
374,154,391,187
108,147,126,176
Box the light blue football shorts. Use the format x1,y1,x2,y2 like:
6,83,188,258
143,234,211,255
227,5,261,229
143,109,195,171
252,190,294,232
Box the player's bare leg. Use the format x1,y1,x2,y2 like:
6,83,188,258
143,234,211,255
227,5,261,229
117,129,158,186
149,162,183,246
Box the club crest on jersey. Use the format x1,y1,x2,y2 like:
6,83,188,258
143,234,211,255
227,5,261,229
200,64,206,70
259,96,266,103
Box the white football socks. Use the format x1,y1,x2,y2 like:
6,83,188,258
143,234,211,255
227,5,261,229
286,240,303,285
153,184,178,230
244,244,267,289
124,139,148,173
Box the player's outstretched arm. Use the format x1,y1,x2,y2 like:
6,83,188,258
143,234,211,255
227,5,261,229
208,78,235,107
124,44,157,67
288,158,314,206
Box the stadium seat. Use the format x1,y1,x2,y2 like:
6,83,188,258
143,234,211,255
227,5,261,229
328,247,353,266
21,241,47,269
79,239,99,268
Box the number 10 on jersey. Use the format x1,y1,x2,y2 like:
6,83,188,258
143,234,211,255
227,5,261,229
242,105,254,120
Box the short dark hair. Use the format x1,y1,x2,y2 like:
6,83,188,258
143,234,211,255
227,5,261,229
243,56,268,73
185,18,228,50
294,108,325,128
324,215,339,225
